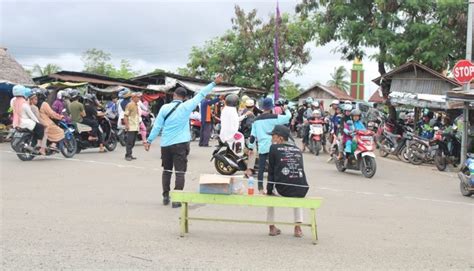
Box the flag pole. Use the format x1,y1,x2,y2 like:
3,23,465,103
274,1,280,101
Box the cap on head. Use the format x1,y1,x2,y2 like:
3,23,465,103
262,97,274,111
174,87,187,98
331,100,340,106
245,99,255,107
269,125,291,141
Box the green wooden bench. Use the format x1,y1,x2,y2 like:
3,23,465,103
170,191,323,244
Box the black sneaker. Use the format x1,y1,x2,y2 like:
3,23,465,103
125,156,132,161
163,196,170,206
172,202,182,208
130,156,137,160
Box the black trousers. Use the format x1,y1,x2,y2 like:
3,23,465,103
81,118,103,143
161,142,190,197
32,123,45,139
199,122,213,146
125,131,137,157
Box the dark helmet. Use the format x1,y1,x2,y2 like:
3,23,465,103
69,89,79,99
83,93,95,102
225,94,239,107
35,88,49,99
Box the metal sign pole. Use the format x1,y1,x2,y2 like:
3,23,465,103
461,1,473,164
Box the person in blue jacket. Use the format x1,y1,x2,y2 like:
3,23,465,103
343,109,366,154
145,75,223,208
248,97,291,193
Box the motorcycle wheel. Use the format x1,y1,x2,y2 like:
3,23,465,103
434,149,447,172
335,157,346,172
105,134,118,151
361,156,377,178
60,136,77,158
460,181,473,197
397,145,410,163
408,145,424,165
214,157,238,175
191,131,197,141
14,137,35,161
378,139,390,157
314,141,321,156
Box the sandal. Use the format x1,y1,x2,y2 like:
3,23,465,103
294,226,303,238
269,226,281,236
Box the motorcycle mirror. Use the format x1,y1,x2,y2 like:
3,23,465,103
62,108,67,113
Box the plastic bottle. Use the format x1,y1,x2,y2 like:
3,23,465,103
247,176,254,196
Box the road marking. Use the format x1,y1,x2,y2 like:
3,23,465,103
316,187,473,207
2,150,471,206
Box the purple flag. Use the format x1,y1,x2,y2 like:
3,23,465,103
274,1,280,100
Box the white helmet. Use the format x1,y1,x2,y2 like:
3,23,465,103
342,104,352,111
312,101,320,108
344,100,352,104
331,100,340,106
57,90,64,100
312,109,322,117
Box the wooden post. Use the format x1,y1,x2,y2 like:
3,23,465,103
180,203,186,237
184,203,189,234
311,208,318,245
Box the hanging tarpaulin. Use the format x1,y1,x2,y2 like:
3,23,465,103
176,80,242,95
389,91,452,109
88,85,127,94
142,93,166,103
39,81,88,89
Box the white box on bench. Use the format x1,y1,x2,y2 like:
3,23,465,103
199,174,242,195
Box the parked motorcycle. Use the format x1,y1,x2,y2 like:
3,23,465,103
407,134,438,166
457,153,474,197
190,119,201,141
74,116,117,153
308,118,325,156
378,126,414,163
211,137,266,175
334,130,377,178
11,120,77,161
433,129,460,171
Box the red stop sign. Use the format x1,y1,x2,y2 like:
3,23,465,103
453,60,474,84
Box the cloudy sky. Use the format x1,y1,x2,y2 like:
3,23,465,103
0,0,379,97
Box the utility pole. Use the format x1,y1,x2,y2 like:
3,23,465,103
461,1,473,164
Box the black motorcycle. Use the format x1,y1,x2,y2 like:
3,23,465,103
433,130,460,171
211,137,267,176
74,116,117,153
11,120,77,161
378,126,414,163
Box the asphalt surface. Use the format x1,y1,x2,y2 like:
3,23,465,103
1,139,473,270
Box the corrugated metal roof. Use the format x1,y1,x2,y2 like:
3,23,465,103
295,84,354,101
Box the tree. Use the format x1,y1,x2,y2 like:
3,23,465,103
296,0,467,117
280,79,303,100
81,49,139,79
180,5,314,91
327,66,349,93
108,60,139,79
31,63,61,77
81,48,114,75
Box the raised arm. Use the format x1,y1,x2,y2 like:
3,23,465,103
182,75,223,113
276,108,292,125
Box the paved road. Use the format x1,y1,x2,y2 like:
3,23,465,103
1,140,472,270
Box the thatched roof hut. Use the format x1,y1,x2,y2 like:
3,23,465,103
0,47,34,85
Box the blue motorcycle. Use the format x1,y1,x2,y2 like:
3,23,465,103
11,120,77,161
457,154,474,197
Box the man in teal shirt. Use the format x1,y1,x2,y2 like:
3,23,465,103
145,75,223,207
248,97,291,192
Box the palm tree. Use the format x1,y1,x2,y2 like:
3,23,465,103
32,63,61,77
327,66,350,93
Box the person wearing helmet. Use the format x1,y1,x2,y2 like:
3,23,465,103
343,109,366,154
52,90,67,115
219,94,246,155
301,109,324,151
274,98,287,115
83,94,105,152
36,89,65,149
10,85,47,155
239,98,258,138
239,95,250,113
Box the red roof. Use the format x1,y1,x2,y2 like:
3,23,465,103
369,89,384,103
